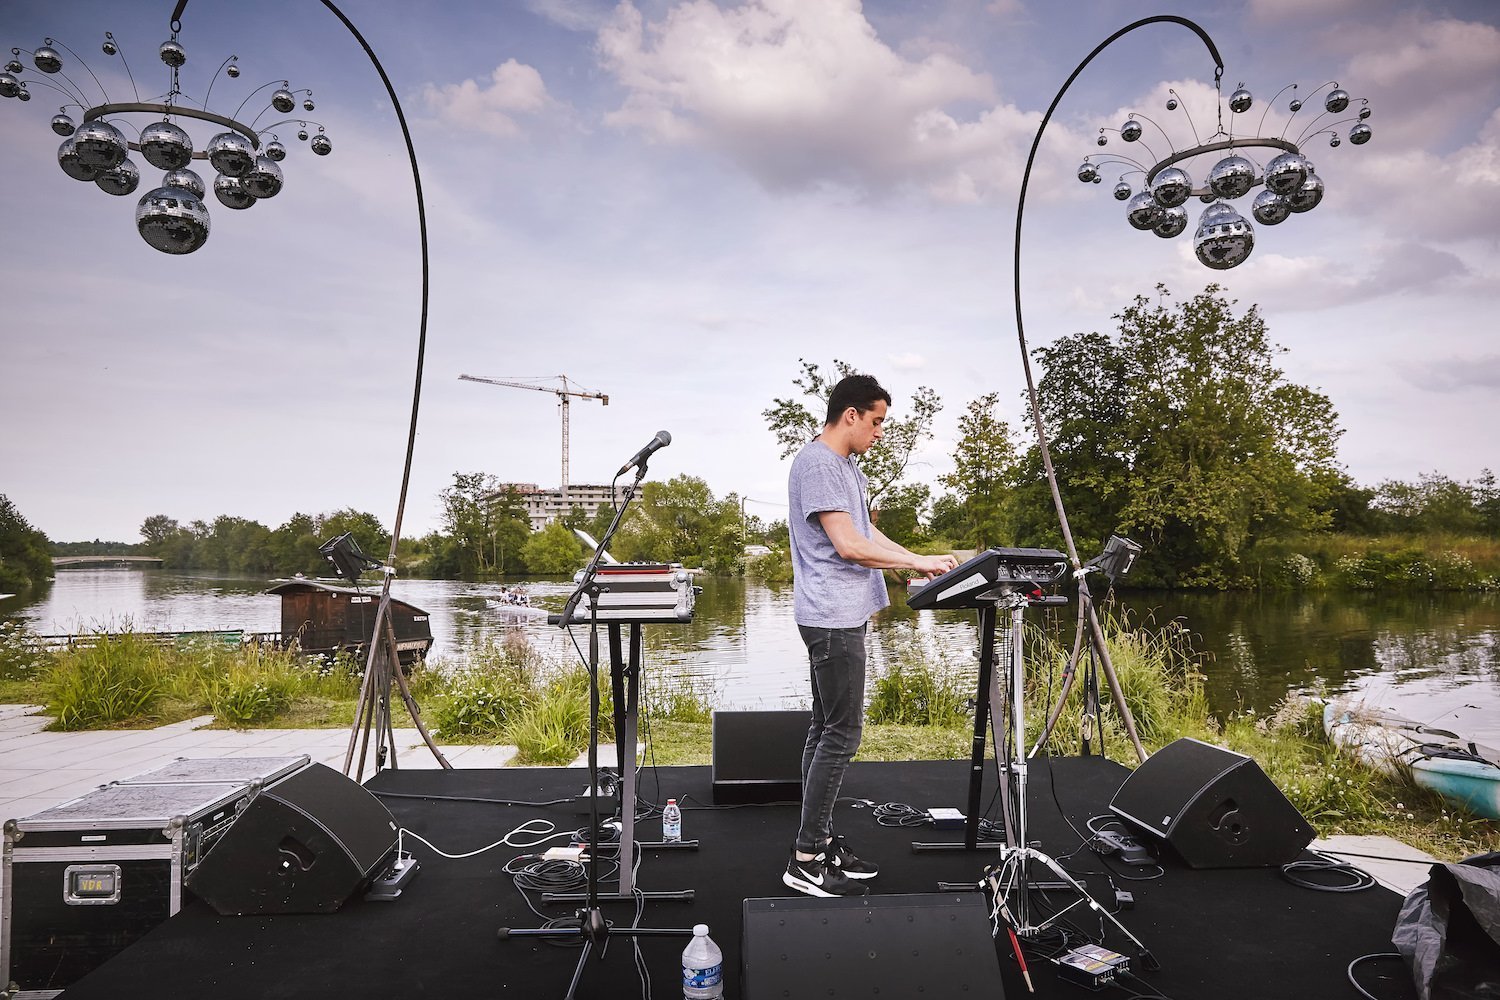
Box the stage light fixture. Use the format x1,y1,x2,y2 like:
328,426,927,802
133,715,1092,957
1086,535,1143,583
1079,79,1373,269
2,6,334,254
318,532,382,585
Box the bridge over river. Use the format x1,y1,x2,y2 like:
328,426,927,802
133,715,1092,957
52,555,164,568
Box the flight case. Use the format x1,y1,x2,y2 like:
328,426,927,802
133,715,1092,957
0,755,307,998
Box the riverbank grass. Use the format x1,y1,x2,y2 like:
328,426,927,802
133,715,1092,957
2,619,1489,860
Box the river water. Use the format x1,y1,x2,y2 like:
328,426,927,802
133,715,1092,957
5,569,1497,746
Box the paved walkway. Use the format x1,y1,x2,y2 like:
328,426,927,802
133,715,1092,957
0,705,632,822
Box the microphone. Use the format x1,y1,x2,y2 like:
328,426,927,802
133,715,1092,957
616,430,672,477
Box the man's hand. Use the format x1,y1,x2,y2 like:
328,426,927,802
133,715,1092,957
912,552,959,578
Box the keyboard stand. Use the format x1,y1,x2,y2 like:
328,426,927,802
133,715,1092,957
544,620,696,903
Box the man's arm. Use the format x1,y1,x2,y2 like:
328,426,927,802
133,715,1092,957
817,511,958,576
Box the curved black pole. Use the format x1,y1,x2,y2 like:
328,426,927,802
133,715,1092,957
1014,14,1221,569
1014,17,1222,762
317,0,449,772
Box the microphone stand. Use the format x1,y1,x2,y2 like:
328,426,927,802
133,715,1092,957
500,458,691,999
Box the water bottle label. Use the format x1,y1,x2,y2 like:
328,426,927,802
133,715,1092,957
683,962,722,988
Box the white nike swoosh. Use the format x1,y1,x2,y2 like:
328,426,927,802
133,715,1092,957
802,870,824,885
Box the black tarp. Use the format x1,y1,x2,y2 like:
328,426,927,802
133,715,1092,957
1394,851,1500,1000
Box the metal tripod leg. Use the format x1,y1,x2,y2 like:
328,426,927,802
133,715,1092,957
987,595,1157,969
988,845,1157,965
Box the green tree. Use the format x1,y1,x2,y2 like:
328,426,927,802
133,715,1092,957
1477,469,1500,535
522,521,587,574
139,515,179,549
268,512,323,575
1017,285,1344,587
761,358,941,507
486,488,532,574
612,475,740,570
874,483,930,548
0,495,53,594
439,472,503,575
928,493,969,546
939,392,1019,548
1372,473,1482,535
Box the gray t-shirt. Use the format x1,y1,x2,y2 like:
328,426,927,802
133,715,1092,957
788,438,890,628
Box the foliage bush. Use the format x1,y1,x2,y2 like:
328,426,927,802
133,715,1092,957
0,620,54,681
645,672,715,724
208,673,296,727
746,548,792,584
867,624,970,727
508,667,605,764
37,629,361,730
46,633,167,730
431,668,531,739
1019,610,1211,755
1274,553,1320,589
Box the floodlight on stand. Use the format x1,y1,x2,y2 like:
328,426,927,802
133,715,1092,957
1085,535,1143,583
319,532,382,585
1078,78,1373,268
1,5,335,254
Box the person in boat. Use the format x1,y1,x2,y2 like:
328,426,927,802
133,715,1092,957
782,373,958,898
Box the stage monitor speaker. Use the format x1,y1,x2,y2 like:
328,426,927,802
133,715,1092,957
1109,737,1314,869
712,710,810,804
742,893,1003,999
185,762,398,914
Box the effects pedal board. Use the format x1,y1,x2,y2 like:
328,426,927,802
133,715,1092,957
1054,944,1130,989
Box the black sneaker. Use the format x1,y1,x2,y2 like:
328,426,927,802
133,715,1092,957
825,835,878,880
783,851,868,897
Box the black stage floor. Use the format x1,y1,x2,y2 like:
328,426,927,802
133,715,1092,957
63,756,1418,999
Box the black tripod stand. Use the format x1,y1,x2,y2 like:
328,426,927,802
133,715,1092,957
318,532,450,780
500,459,691,998
984,587,1154,962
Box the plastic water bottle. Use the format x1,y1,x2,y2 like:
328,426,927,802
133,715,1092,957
682,923,723,999
662,798,682,842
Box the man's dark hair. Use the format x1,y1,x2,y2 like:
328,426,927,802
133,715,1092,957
824,374,892,426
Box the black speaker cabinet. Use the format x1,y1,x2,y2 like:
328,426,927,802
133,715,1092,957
1109,737,1315,869
742,893,1003,999
712,710,811,804
185,762,398,914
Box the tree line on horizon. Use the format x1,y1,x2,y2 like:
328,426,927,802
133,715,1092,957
12,285,1499,593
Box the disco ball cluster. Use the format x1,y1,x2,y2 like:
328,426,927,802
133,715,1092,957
1078,80,1373,269
1,17,334,254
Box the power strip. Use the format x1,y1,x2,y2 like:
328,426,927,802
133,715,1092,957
1091,828,1154,865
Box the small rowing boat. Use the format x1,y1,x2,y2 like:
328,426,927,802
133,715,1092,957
486,598,549,620
1324,698,1500,821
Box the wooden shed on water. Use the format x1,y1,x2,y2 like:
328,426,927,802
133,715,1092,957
266,579,433,665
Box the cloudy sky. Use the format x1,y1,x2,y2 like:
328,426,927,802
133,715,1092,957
2,0,1497,544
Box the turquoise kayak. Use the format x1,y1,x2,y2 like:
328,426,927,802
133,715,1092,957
1324,699,1500,821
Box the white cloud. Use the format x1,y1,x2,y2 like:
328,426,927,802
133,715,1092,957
1340,107,1500,243
595,0,1040,201
1220,239,1472,312
1248,0,1362,22
419,58,557,138
1404,354,1500,391
887,351,926,371
524,0,613,32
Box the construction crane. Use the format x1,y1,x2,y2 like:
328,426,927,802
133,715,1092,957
458,374,609,498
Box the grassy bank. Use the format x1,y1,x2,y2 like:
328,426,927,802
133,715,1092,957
0,618,1491,860
1248,533,1500,590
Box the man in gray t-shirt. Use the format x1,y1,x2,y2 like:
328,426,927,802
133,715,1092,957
781,374,958,898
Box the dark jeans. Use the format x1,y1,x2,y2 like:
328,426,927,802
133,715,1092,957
795,623,867,854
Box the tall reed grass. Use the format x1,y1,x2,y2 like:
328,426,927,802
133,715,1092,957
38,631,366,730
